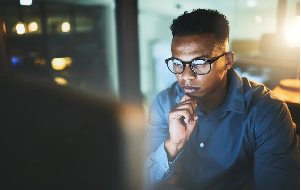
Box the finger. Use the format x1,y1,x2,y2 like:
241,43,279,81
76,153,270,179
171,103,194,119
178,98,196,106
178,100,198,119
169,109,193,124
180,94,194,104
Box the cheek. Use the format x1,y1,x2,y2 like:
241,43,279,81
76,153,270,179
196,69,224,88
211,63,226,79
215,60,227,72
195,75,209,86
175,74,186,85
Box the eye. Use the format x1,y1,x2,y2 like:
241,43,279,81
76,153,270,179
192,59,206,65
172,59,182,66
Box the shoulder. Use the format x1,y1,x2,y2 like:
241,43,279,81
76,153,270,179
241,77,292,132
242,77,284,112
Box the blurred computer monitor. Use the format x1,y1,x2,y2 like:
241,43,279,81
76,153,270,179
0,73,144,190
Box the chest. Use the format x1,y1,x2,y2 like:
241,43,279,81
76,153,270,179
180,112,255,182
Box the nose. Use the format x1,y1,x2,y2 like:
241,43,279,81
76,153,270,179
182,64,196,80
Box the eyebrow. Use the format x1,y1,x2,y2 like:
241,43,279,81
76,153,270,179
172,55,210,61
193,55,210,59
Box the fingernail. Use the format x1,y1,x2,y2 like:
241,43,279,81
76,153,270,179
194,116,198,120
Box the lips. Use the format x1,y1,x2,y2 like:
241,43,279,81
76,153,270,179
181,86,200,93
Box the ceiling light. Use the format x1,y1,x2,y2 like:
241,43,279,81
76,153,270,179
247,0,257,7
255,16,262,23
20,0,32,6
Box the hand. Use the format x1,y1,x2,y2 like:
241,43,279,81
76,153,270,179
165,95,198,160
169,94,198,143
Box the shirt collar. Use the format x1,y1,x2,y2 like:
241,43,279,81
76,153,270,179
175,67,245,117
221,67,245,115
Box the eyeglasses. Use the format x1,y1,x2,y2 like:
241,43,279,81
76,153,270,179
165,52,230,75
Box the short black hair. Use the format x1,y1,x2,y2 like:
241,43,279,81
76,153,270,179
170,9,229,43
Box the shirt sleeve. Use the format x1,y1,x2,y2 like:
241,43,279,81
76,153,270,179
143,93,183,189
254,101,300,190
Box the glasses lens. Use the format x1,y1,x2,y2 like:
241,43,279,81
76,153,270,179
192,60,210,74
167,59,183,74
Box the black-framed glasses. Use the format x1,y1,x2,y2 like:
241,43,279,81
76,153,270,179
165,52,230,75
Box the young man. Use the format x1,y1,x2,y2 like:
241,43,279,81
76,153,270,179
144,9,299,190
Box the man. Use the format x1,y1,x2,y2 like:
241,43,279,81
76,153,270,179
144,9,299,190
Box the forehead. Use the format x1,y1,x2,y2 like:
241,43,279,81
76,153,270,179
171,34,221,57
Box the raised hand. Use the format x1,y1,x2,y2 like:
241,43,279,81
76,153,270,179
165,94,198,160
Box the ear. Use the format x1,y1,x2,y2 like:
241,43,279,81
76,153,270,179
225,52,234,70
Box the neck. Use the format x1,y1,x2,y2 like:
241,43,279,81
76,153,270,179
196,73,229,115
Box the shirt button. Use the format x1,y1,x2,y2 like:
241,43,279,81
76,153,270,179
204,118,208,121
200,143,204,148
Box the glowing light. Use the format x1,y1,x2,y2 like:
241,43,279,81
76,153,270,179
34,57,46,66
54,77,68,85
64,57,72,66
39,59,46,66
20,0,32,6
28,22,38,32
52,58,66,70
51,57,72,70
255,16,262,23
2,21,6,34
16,23,25,35
61,22,70,32
285,16,300,47
11,56,22,66
247,0,257,7
11,57,19,65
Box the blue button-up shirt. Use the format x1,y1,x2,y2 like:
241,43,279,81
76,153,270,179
144,68,299,190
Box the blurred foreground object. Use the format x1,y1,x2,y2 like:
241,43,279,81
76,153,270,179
0,73,145,190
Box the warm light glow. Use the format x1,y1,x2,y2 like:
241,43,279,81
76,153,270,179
255,16,262,23
2,21,6,34
39,59,46,66
54,77,68,85
34,57,46,66
61,22,70,32
16,23,25,35
285,16,300,47
52,58,66,70
20,0,32,6
51,57,72,70
28,22,38,32
64,57,72,66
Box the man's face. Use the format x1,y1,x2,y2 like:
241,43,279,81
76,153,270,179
171,34,232,98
